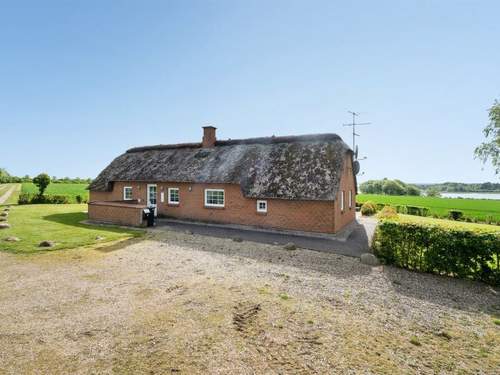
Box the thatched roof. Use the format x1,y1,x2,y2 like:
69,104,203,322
90,133,352,201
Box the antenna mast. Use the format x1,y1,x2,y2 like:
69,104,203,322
343,111,371,157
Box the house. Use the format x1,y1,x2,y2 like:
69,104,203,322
88,126,358,233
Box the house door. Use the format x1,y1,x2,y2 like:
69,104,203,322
147,184,157,216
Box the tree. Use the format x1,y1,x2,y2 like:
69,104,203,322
426,187,441,197
475,100,500,174
406,185,421,196
382,180,406,195
33,173,51,196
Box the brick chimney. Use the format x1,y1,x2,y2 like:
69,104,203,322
202,126,217,148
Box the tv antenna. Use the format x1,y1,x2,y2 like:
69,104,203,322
343,111,371,158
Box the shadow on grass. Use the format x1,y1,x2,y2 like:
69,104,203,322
43,212,144,237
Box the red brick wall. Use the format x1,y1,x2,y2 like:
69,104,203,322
89,155,357,234
88,202,144,227
333,154,357,232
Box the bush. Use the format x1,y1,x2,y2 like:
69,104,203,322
75,195,83,204
378,206,398,220
18,193,70,205
361,201,377,216
395,205,407,214
448,210,464,221
373,221,500,285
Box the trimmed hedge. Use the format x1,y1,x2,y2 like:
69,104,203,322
373,221,500,285
18,193,70,205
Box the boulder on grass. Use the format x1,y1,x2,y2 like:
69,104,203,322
0,223,10,229
3,208,10,212
360,253,380,266
39,240,55,248
284,242,297,250
0,212,8,217
4,236,20,242
95,236,105,241
0,217,6,222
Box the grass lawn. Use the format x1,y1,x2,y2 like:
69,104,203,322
0,204,143,254
21,183,89,202
396,214,500,233
358,193,500,223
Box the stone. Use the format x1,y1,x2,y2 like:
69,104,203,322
232,237,243,242
3,208,10,211
0,212,8,217
0,223,10,229
184,230,193,235
0,217,6,222
284,242,297,250
39,240,55,248
95,236,105,241
360,253,380,266
4,236,20,242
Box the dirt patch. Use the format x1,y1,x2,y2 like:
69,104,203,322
0,229,499,374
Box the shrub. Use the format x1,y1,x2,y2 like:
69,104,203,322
448,210,464,221
361,201,377,216
75,195,83,204
395,205,407,214
378,206,398,220
373,221,500,285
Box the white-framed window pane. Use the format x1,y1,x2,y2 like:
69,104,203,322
168,188,180,204
340,191,345,211
257,200,267,213
349,190,352,208
124,187,133,200
205,189,224,206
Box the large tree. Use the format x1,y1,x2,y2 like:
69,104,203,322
475,100,500,174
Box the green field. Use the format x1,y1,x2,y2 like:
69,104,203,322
358,194,500,223
21,183,89,202
0,204,143,253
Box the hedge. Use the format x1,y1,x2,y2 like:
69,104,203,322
373,221,500,285
18,193,70,205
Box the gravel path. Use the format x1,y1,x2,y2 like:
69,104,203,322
0,184,16,204
0,230,498,374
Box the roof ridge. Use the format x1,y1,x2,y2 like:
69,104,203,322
126,133,342,153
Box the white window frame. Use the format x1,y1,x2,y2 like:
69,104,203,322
204,189,225,208
348,190,352,209
340,190,345,212
123,186,133,200
168,187,180,205
256,200,267,213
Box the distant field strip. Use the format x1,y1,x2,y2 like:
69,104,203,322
357,194,500,222
21,183,89,202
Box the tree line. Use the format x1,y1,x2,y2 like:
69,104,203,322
0,168,92,184
360,179,421,196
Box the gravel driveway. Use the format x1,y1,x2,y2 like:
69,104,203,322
0,229,498,374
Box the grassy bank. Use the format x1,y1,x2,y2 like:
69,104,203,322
0,204,143,253
21,183,89,202
358,194,500,223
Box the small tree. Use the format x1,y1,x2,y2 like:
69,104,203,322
33,173,51,196
475,100,500,174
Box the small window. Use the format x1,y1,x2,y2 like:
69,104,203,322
168,188,180,204
123,186,133,200
340,190,345,212
257,200,267,213
205,189,224,207
348,190,352,209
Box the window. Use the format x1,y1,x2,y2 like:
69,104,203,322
257,200,267,213
348,190,353,209
123,186,133,200
168,188,180,204
205,189,225,207
340,190,345,212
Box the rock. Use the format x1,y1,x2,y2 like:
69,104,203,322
3,208,10,211
95,236,105,241
360,253,380,266
38,240,55,248
0,212,8,217
4,236,20,242
0,217,6,222
232,237,243,242
284,242,297,250
184,230,193,235
0,223,10,229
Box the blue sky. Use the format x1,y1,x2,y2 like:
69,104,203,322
1,0,498,183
